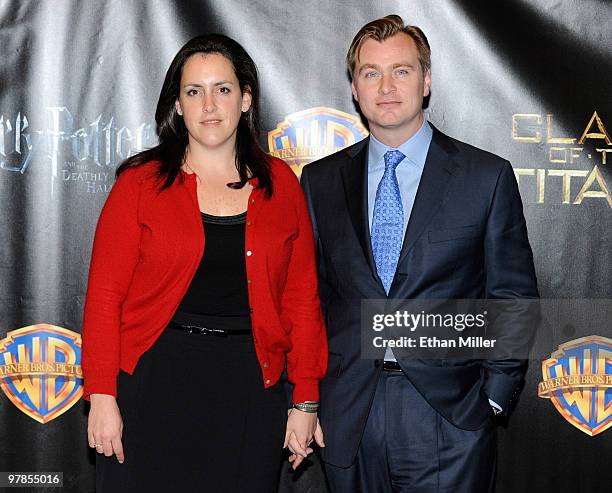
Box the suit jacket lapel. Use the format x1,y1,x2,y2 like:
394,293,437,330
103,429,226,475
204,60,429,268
396,127,460,267
339,137,381,284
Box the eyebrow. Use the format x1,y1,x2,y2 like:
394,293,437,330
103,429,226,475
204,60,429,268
358,62,415,73
358,63,379,74
182,80,235,88
392,63,415,69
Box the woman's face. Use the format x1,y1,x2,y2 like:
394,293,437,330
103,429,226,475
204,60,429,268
175,53,252,153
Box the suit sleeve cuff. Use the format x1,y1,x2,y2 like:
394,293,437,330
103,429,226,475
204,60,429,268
482,370,519,411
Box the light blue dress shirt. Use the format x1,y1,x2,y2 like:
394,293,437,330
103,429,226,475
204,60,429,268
367,120,432,364
366,120,502,413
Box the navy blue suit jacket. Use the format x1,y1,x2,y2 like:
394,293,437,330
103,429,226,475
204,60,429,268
300,126,539,468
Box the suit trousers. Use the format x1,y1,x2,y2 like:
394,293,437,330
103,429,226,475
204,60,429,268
324,371,496,493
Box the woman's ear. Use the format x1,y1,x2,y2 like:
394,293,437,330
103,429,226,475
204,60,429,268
241,86,253,113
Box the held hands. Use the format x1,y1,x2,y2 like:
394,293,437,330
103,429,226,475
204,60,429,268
87,394,125,464
89,394,327,468
284,409,325,470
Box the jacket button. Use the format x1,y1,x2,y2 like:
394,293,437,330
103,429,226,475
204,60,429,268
251,199,255,204
247,279,252,284
246,250,252,256
265,379,271,385
374,360,381,368
263,361,269,368
247,220,252,226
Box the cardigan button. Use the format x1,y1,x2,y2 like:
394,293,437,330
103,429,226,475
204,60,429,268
246,220,252,226
247,279,252,284
263,361,269,368
265,379,271,385
246,250,252,256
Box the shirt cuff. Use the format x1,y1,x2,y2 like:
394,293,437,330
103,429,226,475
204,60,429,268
489,398,502,413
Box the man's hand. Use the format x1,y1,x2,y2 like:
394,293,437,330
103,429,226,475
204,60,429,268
88,394,125,463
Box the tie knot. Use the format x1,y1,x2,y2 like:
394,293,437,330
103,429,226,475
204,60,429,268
384,150,405,171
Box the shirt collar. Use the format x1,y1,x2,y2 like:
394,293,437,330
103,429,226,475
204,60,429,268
368,119,433,172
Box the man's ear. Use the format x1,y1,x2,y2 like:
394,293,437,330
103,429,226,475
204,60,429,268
351,80,359,102
423,69,432,97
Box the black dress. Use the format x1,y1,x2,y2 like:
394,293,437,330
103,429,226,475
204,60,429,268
96,212,288,493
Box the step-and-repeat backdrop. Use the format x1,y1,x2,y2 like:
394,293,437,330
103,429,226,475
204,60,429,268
1,1,610,491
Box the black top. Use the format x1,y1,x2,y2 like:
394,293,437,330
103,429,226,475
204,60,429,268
172,211,252,330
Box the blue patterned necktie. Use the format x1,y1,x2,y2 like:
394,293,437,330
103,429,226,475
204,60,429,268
371,150,405,294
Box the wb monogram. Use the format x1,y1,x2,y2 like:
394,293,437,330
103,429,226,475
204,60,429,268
0,324,83,423
539,336,612,436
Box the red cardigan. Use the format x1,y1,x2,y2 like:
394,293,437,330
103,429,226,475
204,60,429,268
82,158,327,403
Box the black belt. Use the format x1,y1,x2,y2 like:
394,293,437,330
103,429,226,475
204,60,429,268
168,322,251,337
382,361,403,372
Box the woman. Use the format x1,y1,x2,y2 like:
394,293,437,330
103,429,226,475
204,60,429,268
82,34,327,492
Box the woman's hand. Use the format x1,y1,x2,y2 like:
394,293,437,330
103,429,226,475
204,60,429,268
88,394,124,463
284,409,325,470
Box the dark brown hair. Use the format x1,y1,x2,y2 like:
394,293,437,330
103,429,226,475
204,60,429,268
116,34,272,197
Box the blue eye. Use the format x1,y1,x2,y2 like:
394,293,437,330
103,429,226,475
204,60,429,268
364,71,380,79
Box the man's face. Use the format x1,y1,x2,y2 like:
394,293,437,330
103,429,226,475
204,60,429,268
351,33,431,146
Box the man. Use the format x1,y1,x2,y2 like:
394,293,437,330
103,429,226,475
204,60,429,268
300,15,538,493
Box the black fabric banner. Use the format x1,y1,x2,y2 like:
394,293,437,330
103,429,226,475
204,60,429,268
1,1,610,491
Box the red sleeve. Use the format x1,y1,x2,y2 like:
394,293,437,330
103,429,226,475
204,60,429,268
81,167,144,399
280,166,328,403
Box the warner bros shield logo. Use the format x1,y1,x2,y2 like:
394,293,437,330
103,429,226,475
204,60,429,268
0,324,83,423
538,336,612,436
268,106,369,176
